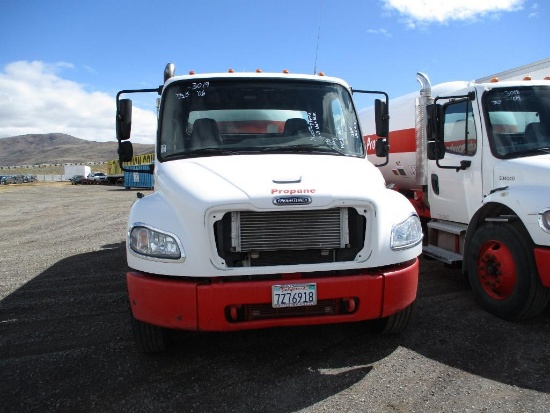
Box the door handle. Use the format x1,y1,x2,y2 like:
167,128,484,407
431,173,439,195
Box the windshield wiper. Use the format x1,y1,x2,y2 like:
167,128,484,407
162,148,240,159
188,147,241,155
259,144,348,156
504,147,550,158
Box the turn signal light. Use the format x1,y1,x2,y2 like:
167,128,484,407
343,298,357,313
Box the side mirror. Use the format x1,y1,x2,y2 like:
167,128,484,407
436,105,445,141
375,138,389,158
118,141,134,162
374,99,388,137
427,103,445,141
116,98,133,141
431,104,445,141
427,141,445,160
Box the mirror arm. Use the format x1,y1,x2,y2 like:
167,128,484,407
115,87,161,174
353,89,390,167
375,139,390,167
431,94,474,172
436,158,471,172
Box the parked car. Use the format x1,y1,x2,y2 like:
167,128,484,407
0,175,18,185
88,172,108,183
69,175,85,185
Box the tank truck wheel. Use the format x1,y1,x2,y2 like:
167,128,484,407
467,222,550,320
370,301,416,334
131,314,169,353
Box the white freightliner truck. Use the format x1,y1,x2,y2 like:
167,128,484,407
116,64,423,352
360,70,550,321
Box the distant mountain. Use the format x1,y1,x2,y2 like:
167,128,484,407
0,133,155,166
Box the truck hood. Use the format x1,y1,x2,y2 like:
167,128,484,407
493,154,550,188
156,154,385,209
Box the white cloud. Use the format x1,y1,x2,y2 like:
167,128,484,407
529,2,539,17
0,61,156,144
367,28,392,37
382,0,524,26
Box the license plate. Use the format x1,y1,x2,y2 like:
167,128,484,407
272,283,317,308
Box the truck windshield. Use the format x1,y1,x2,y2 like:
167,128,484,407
485,86,550,158
158,79,364,160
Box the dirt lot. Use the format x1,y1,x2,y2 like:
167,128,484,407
1,183,549,413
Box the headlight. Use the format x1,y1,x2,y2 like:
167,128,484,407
539,209,550,233
129,225,183,260
391,214,423,250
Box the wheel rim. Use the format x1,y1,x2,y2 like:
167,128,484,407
477,240,517,300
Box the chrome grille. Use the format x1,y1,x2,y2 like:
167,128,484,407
231,209,349,252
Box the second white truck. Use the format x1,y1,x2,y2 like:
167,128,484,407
361,70,550,321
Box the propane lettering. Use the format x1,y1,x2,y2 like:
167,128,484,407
365,136,376,152
271,189,316,195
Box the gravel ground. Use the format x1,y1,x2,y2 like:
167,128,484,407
1,183,549,413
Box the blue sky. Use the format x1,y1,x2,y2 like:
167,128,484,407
0,0,548,144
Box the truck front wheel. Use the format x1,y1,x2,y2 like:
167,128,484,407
381,301,415,334
467,222,550,320
131,314,169,353
369,301,416,334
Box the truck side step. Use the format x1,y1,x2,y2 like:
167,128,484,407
426,220,468,235
422,245,463,265
425,220,467,263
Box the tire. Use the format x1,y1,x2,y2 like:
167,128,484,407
131,314,169,353
382,301,415,334
467,222,550,320
369,301,416,334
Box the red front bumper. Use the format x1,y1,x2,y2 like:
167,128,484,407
127,259,419,332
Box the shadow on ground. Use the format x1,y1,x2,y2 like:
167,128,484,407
1,246,549,412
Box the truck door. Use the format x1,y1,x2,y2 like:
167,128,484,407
427,98,482,224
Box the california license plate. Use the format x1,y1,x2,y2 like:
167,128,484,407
272,283,317,308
